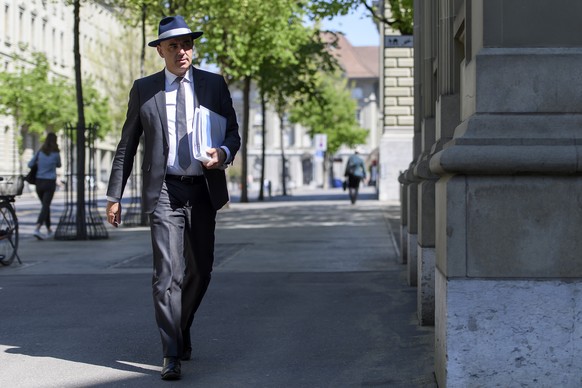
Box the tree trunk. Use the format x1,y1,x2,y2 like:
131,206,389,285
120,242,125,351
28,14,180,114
328,153,335,188
74,0,87,240
279,112,287,196
140,4,146,77
240,75,251,202
258,92,266,201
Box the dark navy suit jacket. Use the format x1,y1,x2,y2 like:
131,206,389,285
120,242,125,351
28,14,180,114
107,67,241,212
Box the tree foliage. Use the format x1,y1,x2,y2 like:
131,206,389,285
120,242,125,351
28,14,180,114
307,0,413,35
290,72,368,155
103,0,376,198
82,78,113,137
254,23,339,196
187,0,319,202
0,52,110,141
0,53,73,136
259,25,338,117
107,0,310,202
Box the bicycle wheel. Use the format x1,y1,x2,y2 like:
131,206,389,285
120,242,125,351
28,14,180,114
0,202,18,266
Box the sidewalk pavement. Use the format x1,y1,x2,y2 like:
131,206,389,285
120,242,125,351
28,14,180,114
0,186,436,387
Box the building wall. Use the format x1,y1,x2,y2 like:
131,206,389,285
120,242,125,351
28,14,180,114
0,0,148,190
378,0,414,201
0,0,72,174
411,0,582,385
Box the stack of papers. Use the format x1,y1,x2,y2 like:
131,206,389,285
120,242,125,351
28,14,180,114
193,106,227,162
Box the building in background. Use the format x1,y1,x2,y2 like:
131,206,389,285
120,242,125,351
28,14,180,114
235,34,380,195
0,0,139,187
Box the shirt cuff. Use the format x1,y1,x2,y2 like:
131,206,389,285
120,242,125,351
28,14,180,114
220,146,231,164
107,196,120,203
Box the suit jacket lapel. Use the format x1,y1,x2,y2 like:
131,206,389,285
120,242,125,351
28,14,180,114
193,67,205,108
152,70,169,147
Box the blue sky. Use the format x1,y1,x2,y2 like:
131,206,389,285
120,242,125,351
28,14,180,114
322,4,380,47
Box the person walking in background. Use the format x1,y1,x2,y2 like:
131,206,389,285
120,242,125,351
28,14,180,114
368,160,378,187
344,149,366,204
105,15,240,381
29,132,61,240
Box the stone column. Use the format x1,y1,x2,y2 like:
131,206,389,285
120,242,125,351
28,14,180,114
406,176,418,287
429,0,582,385
415,158,436,325
398,172,408,264
412,0,438,318
415,0,462,328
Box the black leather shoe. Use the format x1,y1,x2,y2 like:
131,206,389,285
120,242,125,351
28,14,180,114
161,357,181,380
181,347,192,361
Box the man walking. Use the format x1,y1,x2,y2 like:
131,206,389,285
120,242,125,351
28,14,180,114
344,149,366,204
105,15,240,380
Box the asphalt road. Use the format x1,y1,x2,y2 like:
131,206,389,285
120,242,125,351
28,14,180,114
0,187,436,387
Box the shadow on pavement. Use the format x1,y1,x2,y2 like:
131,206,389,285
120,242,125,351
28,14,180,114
230,186,379,203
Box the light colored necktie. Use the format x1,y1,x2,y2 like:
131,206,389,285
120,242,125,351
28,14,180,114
175,76,191,169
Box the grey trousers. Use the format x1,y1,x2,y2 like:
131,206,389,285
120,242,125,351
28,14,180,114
149,179,217,357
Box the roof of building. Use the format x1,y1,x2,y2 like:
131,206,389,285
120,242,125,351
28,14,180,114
324,33,379,79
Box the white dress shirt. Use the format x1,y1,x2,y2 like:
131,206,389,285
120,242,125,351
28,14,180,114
164,67,203,176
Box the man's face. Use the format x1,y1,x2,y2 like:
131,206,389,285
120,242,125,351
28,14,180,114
157,36,194,76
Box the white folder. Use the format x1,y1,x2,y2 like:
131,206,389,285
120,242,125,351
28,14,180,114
193,105,227,162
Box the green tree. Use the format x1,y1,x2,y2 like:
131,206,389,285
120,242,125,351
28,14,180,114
0,51,110,144
307,0,413,35
291,72,368,154
0,53,74,141
184,0,315,202
385,0,413,34
289,72,368,186
258,25,338,197
83,78,113,138
103,0,166,77
104,0,371,197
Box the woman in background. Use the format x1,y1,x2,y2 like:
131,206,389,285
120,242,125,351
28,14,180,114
28,132,61,240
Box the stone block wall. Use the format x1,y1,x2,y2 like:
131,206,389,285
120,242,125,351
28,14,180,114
413,0,582,386
382,48,414,129
378,24,414,201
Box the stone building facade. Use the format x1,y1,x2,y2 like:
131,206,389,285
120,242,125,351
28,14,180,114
377,2,414,202
402,0,582,386
0,0,73,175
0,0,140,186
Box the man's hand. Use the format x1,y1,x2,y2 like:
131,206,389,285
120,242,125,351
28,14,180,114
204,147,226,169
106,201,122,227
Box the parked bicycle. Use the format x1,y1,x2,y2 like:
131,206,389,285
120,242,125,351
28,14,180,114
0,175,23,266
